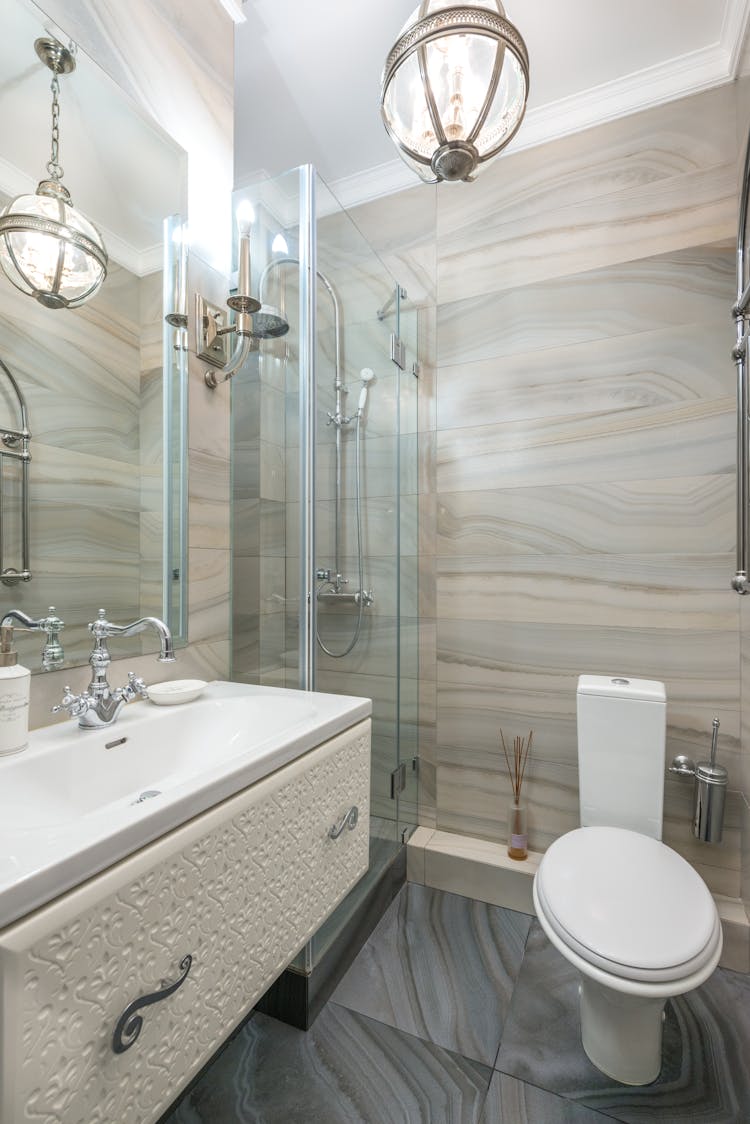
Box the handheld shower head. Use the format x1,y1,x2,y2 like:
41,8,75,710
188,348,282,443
358,368,375,413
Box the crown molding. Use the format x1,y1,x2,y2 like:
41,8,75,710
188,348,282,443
326,0,750,212
723,0,750,76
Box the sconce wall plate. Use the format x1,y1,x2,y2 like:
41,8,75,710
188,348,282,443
196,295,233,367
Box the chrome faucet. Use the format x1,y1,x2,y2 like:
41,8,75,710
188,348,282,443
0,607,65,670
53,609,175,728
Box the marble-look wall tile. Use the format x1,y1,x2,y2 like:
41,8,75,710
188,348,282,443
437,162,735,304
437,83,737,258
189,451,231,550
437,321,732,432
346,182,438,306
437,245,733,369
437,477,734,558
436,554,737,631
436,619,740,707
188,547,230,645
436,398,733,494
437,758,581,852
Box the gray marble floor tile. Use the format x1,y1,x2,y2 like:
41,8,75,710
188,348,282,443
331,883,531,1066
163,1005,492,1124
481,1073,609,1123
497,921,750,1123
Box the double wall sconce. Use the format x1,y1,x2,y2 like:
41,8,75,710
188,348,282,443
202,201,260,388
380,0,529,183
0,37,107,308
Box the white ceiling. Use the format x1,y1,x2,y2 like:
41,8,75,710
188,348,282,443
235,0,750,206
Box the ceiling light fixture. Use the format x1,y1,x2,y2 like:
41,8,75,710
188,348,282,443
0,37,108,309
380,0,529,184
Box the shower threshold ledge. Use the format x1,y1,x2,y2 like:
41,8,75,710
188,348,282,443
407,827,750,974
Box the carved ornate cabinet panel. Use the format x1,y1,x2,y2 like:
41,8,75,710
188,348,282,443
0,719,370,1124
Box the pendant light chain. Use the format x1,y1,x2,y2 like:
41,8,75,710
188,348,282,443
47,71,64,182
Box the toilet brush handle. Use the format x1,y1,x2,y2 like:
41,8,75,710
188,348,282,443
710,718,720,767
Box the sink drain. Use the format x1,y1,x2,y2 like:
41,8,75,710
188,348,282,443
131,789,161,805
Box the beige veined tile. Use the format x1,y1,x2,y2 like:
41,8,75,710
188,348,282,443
436,244,733,368
435,619,740,708
435,553,738,630
189,451,230,549
436,397,733,493
436,758,580,852
437,161,735,304
188,547,230,643
436,83,738,251
436,321,733,432
436,476,734,558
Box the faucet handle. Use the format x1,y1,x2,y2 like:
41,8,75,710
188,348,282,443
52,687,92,718
126,672,149,700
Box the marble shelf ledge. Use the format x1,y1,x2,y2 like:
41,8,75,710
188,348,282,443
407,827,750,974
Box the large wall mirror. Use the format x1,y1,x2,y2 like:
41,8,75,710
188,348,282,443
0,0,188,673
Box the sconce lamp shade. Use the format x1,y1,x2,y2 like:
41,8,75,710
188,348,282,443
0,180,108,309
380,0,529,183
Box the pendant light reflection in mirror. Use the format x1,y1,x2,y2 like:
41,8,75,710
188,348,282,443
0,36,107,309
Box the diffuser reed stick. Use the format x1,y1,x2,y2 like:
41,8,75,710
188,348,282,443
500,728,533,803
501,728,533,860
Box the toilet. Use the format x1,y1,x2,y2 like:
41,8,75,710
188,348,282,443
532,675,722,1086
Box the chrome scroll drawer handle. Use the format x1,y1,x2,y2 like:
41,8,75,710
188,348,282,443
329,805,359,839
112,953,192,1054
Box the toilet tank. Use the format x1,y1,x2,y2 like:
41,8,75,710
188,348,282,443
577,675,667,840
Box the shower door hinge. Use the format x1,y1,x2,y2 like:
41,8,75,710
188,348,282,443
390,333,406,371
390,762,407,799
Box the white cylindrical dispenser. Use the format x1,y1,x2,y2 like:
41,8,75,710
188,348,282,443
577,675,666,839
0,625,30,755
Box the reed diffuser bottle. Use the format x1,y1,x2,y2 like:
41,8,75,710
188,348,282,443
501,729,533,861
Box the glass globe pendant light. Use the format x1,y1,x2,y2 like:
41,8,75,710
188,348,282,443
0,38,107,309
380,0,529,184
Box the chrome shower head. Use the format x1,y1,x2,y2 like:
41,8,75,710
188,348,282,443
252,303,290,339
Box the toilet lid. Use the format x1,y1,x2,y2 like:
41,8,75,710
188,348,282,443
536,827,718,978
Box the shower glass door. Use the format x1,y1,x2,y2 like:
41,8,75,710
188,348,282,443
230,165,419,973
312,172,404,883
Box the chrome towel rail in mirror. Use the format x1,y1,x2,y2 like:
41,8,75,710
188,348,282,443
734,125,750,593
0,357,30,586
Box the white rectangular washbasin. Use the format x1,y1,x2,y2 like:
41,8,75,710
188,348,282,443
0,680,371,928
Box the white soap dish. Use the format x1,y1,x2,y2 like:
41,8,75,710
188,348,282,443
147,679,207,706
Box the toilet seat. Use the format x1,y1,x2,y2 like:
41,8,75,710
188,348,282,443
535,826,720,983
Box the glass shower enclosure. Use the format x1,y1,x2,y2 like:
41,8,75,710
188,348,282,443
230,166,419,993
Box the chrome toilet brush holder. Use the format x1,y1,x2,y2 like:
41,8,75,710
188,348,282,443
669,718,728,843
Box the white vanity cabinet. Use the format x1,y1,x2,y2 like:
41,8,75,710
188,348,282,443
0,718,370,1124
